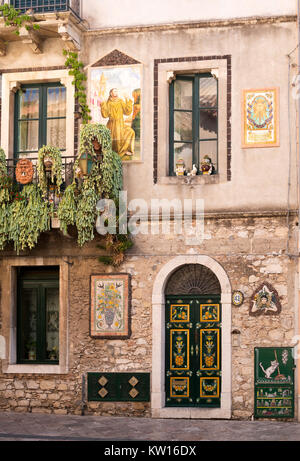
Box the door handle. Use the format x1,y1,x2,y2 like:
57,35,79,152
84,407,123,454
191,345,194,356
196,344,199,356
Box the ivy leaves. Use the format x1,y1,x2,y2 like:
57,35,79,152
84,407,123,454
0,3,40,34
63,50,91,124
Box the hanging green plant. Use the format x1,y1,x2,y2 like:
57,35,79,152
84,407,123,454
57,182,77,236
100,148,123,200
75,123,123,198
9,183,50,254
63,49,91,124
37,145,63,196
75,175,98,247
0,147,7,176
0,199,11,250
78,123,113,159
0,174,13,204
0,148,12,249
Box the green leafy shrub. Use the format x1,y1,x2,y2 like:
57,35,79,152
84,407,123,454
9,184,50,253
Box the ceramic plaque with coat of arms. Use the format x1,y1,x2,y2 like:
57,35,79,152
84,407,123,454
90,274,131,338
242,88,279,148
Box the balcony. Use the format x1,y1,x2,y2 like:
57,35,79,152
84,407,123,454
9,0,80,18
6,156,75,207
0,0,85,54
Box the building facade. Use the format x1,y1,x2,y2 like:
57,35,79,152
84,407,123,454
0,0,299,421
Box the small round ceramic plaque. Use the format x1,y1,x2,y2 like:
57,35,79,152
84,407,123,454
232,290,244,306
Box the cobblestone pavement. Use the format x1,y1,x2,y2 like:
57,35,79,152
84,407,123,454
0,411,299,441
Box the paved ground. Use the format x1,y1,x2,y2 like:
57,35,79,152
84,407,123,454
0,411,299,442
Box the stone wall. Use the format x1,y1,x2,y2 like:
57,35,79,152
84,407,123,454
0,213,297,419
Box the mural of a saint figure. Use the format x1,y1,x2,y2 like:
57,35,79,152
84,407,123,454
100,88,135,159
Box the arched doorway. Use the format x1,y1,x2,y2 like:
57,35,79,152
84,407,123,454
165,264,221,408
151,255,232,419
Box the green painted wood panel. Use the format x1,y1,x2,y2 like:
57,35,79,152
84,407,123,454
87,372,150,402
165,295,221,408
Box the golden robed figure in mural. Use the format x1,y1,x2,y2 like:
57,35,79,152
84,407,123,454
100,88,135,159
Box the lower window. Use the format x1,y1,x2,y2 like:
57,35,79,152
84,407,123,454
17,266,59,364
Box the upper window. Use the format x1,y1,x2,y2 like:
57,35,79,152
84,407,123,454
17,266,59,364
14,82,66,159
169,73,218,176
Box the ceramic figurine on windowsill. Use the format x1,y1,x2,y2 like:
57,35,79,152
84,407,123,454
175,158,186,176
200,155,214,175
186,164,198,178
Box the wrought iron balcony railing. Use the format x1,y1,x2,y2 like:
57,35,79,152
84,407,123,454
6,156,75,207
8,0,80,17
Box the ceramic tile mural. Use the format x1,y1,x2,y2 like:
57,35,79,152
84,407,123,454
90,274,131,338
242,87,279,148
90,65,142,162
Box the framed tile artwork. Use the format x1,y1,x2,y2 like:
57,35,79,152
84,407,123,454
242,87,279,148
90,273,131,339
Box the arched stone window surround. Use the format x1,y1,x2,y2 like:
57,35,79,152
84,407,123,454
151,255,232,419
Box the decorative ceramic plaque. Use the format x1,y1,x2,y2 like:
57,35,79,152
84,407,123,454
254,347,294,419
90,274,131,338
242,87,279,148
249,282,281,316
232,290,244,307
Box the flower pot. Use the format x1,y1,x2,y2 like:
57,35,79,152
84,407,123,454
104,308,115,329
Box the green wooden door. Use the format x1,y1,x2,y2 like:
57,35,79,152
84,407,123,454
165,295,221,407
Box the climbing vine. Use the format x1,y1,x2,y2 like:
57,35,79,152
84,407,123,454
63,49,91,124
0,3,39,34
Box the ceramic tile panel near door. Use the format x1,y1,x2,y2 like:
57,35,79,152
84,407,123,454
165,295,221,407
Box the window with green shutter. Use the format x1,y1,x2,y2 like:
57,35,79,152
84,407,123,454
14,82,66,159
169,73,218,176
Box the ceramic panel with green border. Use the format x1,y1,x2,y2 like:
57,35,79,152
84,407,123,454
254,347,295,419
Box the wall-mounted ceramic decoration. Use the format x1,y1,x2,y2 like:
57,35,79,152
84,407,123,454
232,290,244,307
249,282,281,316
90,52,142,162
15,158,34,185
242,87,279,148
90,274,131,339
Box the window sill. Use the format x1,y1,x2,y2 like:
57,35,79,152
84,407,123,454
3,364,68,375
157,175,220,186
